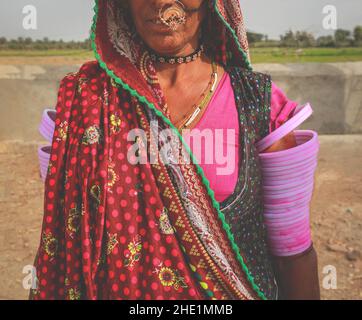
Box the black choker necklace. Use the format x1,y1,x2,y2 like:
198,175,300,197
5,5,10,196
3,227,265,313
148,45,204,64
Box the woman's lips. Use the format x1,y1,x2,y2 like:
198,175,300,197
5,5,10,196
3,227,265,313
147,19,173,32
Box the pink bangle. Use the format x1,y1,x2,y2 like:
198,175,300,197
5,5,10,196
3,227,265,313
38,145,51,182
39,108,56,142
260,142,319,166
270,231,311,247
264,207,309,222
256,103,313,152
37,108,56,181
263,177,316,194
262,163,318,181
257,103,319,257
269,238,312,257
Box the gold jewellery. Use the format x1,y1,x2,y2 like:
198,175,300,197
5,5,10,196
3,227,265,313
158,0,205,31
175,61,218,131
158,1,187,31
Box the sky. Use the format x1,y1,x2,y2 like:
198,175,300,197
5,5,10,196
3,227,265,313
0,0,361,41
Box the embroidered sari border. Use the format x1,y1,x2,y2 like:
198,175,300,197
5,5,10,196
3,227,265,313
91,0,266,300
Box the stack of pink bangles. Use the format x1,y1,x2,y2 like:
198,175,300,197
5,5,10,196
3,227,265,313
38,108,56,181
256,103,319,257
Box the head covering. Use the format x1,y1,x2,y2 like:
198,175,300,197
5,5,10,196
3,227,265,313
94,0,251,66
30,0,268,300
92,0,252,116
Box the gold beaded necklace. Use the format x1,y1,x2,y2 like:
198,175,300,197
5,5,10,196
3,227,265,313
174,61,218,131
141,48,218,130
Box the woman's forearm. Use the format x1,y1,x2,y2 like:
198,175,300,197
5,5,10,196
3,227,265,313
272,245,321,300
263,132,320,299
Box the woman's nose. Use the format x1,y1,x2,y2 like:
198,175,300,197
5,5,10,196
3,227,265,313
149,0,180,11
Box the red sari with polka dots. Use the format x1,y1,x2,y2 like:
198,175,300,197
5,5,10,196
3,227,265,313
30,0,267,300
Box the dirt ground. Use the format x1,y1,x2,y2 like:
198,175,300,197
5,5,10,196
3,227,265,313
0,135,361,300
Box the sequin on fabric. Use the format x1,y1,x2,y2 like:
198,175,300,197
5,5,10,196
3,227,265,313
218,66,279,300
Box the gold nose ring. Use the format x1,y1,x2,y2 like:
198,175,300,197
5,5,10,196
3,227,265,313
158,1,187,31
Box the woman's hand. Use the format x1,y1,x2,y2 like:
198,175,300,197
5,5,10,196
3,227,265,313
261,131,298,153
262,131,321,300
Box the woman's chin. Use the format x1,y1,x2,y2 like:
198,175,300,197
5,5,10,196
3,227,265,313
145,36,185,56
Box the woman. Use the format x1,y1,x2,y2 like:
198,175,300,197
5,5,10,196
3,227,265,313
30,0,320,300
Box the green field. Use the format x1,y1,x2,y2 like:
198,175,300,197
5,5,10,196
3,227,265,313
1,47,362,63
250,47,362,63
0,49,93,59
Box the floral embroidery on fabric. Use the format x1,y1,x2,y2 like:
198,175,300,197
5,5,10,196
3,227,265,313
158,207,174,235
124,234,142,271
77,77,89,94
56,121,68,142
110,113,122,134
153,262,188,290
68,287,81,300
107,161,119,192
107,232,119,255
67,205,82,237
42,232,58,258
82,125,102,145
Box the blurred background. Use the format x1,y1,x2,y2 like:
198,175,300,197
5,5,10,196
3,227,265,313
0,0,361,299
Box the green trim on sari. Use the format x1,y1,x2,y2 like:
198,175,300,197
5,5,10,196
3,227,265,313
91,0,266,300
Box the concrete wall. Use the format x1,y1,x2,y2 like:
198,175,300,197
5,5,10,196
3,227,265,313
1,62,362,141
255,62,362,134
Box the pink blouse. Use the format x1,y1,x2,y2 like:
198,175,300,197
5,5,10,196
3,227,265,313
183,71,298,203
